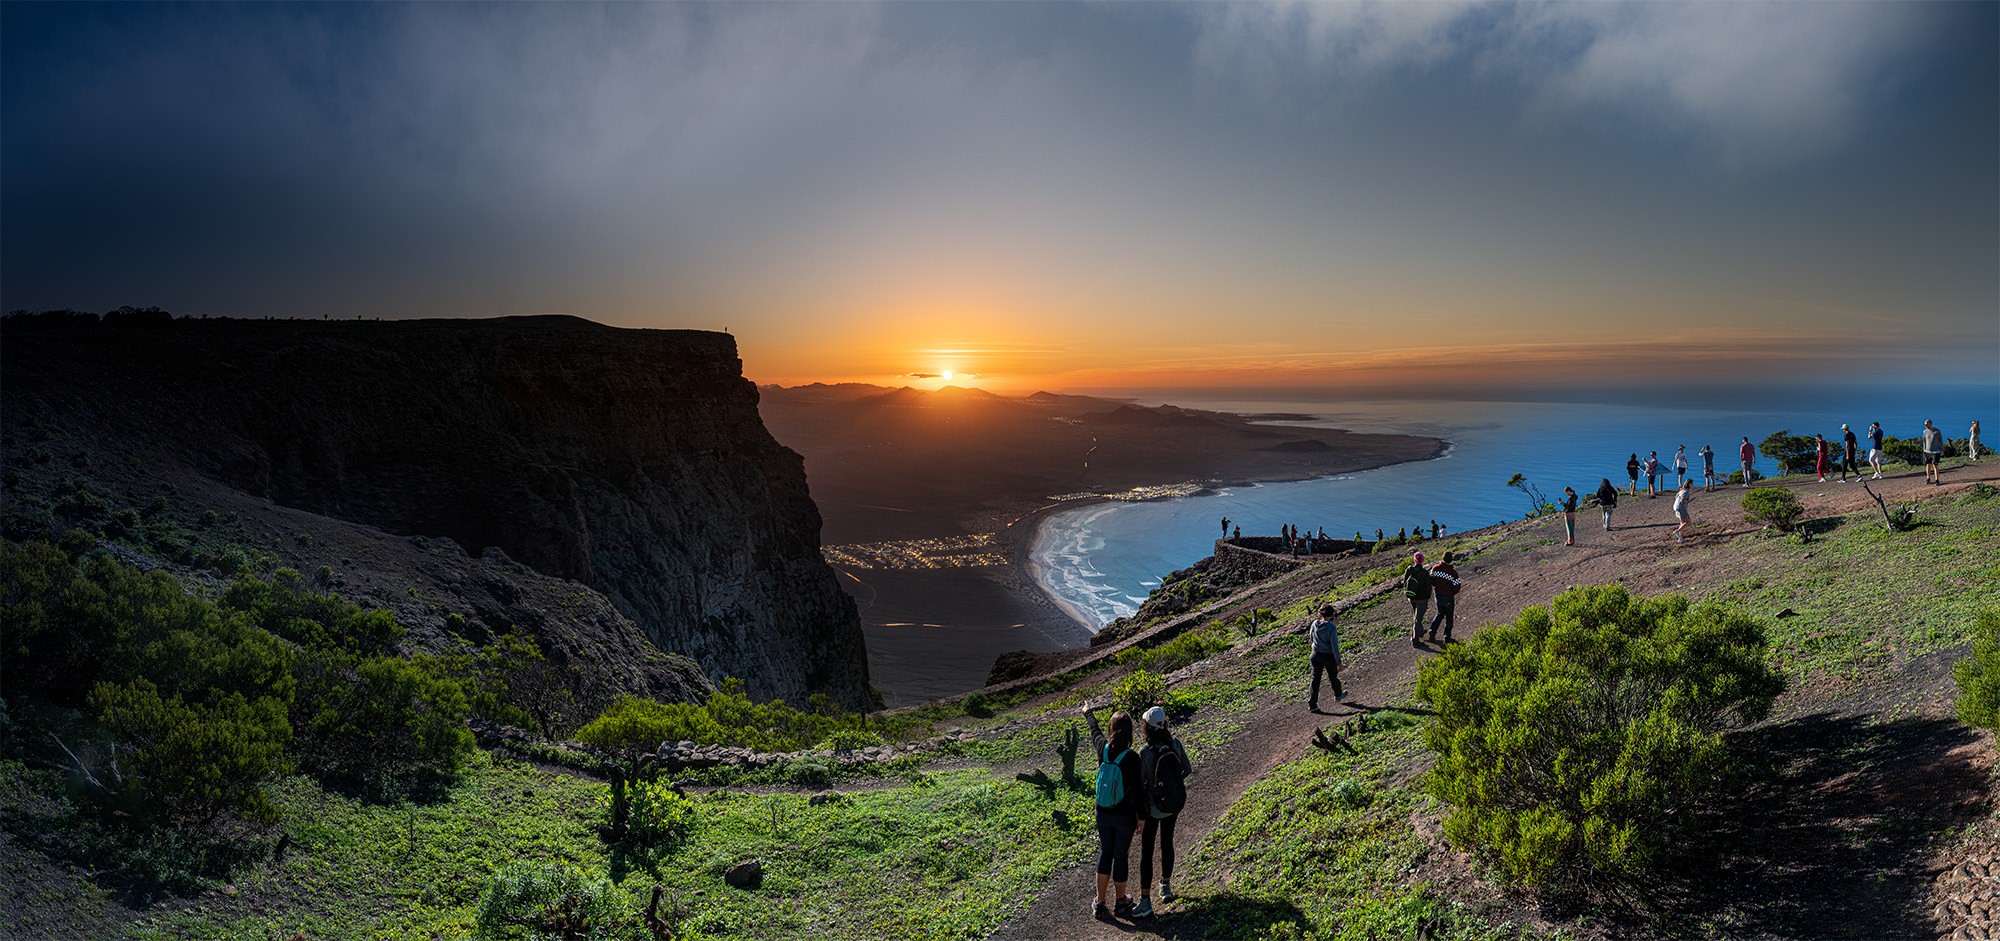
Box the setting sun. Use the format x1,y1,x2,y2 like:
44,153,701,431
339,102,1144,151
941,370,953,381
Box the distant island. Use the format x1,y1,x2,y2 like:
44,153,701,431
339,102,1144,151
756,382,1446,704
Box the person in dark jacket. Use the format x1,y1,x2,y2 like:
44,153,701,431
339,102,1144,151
1626,453,1642,495
1560,486,1579,545
1426,551,1462,643
1404,551,1434,646
1133,706,1193,918
1306,603,1343,710
1595,478,1619,531
1840,425,1859,481
1085,707,1147,920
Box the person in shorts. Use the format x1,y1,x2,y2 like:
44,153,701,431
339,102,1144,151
1867,421,1885,478
1923,419,1944,485
1699,445,1716,491
1673,479,1694,544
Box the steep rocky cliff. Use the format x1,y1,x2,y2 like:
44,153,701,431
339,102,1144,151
0,313,872,709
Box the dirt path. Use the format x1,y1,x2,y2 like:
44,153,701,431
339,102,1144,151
988,462,2000,941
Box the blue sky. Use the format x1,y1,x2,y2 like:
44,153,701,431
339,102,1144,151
3,2,1994,391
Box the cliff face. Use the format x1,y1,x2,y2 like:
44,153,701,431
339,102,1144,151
1,314,872,709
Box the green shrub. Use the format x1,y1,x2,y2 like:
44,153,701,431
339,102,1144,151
1111,670,1167,717
90,679,291,825
474,861,621,941
962,691,994,718
1742,487,1805,532
1952,610,2000,730
1415,585,1785,895
1758,430,1817,475
609,779,698,847
1114,622,1232,674
290,649,473,780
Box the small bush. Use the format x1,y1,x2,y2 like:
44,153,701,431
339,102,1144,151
1329,779,1372,809
1742,487,1805,532
816,728,882,751
474,860,621,941
617,779,697,847
1112,670,1167,717
1416,585,1785,895
962,691,994,718
1952,610,2000,730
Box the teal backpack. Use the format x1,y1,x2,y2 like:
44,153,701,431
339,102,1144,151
1095,744,1133,809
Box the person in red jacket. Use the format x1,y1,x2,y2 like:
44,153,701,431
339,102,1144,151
1425,551,1463,644
1739,437,1756,487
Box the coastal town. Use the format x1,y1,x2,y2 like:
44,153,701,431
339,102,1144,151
820,532,1009,569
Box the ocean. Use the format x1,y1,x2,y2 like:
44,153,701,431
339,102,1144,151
1029,382,1998,630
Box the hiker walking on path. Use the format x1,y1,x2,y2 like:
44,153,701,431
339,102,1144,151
1740,437,1757,487
1626,453,1642,495
1868,422,1885,478
1083,707,1147,921
1841,425,1859,481
1560,486,1578,545
1673,480,1694,544
1972,420,1983,462
1133,707,1192,919
1404,551,1434,647
1595,478,1619,530
1815,433,1830,483
1427,551,1462,644
1674,446,1689,488
1645,451,1663,497
1306,603,1344,711
1923,419,1945,485
1700,445,1717,491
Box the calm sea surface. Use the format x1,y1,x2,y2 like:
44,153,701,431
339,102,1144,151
1030,383,1997,630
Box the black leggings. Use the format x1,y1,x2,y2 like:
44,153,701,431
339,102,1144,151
1140,814,1177,890
1095,810,1136,882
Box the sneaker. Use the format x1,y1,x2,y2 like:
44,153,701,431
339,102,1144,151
1308,702,1319,713
1426,631,1437,642
1115,897,1135,916
1336,689,1347,701
1159,881,1175,902
1094,901,1111,920
1412,637,1422,648
1133,898,1154,918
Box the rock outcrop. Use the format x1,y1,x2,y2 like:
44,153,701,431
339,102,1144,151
0,313,872,708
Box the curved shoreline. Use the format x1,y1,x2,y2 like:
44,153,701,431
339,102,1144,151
1018,438,1454,635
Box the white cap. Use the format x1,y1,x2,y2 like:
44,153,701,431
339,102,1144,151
1143,706,1168,729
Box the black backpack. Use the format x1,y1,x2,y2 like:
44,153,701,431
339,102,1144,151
1403,566,1431,599
1145,744,1186,817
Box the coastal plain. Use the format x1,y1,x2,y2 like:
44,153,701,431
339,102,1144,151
756,383,1444,704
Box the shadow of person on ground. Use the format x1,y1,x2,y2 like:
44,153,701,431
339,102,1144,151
1147,892,1311,939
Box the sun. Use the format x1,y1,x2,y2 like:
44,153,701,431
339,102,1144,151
941,370,954,381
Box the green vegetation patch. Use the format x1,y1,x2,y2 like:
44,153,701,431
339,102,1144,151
1175,715,1508,941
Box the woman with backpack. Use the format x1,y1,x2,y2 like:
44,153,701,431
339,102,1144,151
1594,478,1619,531
1132,706,1192,918
1084,706,1146,920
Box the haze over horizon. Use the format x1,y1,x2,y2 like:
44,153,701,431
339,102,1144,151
4,2,1994,394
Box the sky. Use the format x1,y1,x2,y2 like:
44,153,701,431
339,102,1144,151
4,2,1995,394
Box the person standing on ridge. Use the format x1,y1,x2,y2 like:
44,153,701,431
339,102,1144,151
1595,478,1619,531
1427,551,1463,643
1404,551,1434,647
1673,479,1694,544
1083,707,1146,921
1132,707,1191,919
1868,421,1885,479
1700,444,1717,491
1740,437,1757,487
1560,486,1579,546
1626,453,1642,496
1814,433,1830,483
1971,420,1983,463
1923,419,1945,485
1220,517,1229,537
1841,424,1859,482
1645,451,1662,498
1674,446,1689,489
1306,603,1343,711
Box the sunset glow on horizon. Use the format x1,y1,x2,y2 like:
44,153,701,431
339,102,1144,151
3,2,1993,396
